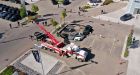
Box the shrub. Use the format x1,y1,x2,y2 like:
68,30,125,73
20,5,27,18
50,18,58,27
124,48,129,57
127,33,133,47
57,0,64,4
103,0,113,5
82,5,91,9
124,30,133,58
31,4,39,13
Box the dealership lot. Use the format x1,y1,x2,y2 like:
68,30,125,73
40,17,132,75
0,0,133,75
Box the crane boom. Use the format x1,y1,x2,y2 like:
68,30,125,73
35,22,59,45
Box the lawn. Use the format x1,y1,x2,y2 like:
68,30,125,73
0,66,15,75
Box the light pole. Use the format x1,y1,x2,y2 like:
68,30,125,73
34,44,45,75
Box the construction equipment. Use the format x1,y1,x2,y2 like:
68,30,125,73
35,22,88,62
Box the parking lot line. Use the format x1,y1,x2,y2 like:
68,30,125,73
89,35,96,48
109,38,116,55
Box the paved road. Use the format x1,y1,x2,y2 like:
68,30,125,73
0,23,39,70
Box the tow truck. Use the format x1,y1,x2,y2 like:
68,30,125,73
34,22,88,62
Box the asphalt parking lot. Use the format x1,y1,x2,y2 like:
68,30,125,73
0,0,133,74
40,17,132,75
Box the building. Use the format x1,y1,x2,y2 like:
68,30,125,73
127,0,140,14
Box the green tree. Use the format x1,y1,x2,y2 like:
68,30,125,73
60,9,67,22
19,5,27,18
50,18,58,28
103,0,113,5
31,4,39,13
57,0,64,4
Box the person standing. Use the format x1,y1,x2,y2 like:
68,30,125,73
9,24,12,29
57,4,59,8
29,35,34,41
133,37,135,44
101,10,104,14
79,7,81,11
78,11,81,16
45,21,47,25
17,21,20,27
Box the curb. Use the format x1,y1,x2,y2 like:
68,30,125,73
121,35,128,60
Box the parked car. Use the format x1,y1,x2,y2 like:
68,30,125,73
0,12,5,18
3,6,10,12
1,12,9,19
63,0,70,5
74,33,86,41
5,13,14,20
9,15,20,22
8,7,19,14
83,25,93,35
34,32,48,41
51,0,58,5
0,5,7,11
120,13,133,21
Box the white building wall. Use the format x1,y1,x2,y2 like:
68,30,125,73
127,0,140,14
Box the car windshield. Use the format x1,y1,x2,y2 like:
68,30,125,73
124,14,131,17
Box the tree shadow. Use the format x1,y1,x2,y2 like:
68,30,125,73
69,23,85,27
58,62,96,74
43,13,58,17
80,47,95,62
71,20,84,24
130,40,140,48
0,36,28,44
35,18,51,22
0,33,4,39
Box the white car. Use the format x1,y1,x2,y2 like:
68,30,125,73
74,33,86,41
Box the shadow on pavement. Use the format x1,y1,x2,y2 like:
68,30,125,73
0,33,4,39
81,47,95,62
71,20,84,24
35,18,51,23
58,61,97,74
43,13,58,17
130,40,140,48
0,36,28,44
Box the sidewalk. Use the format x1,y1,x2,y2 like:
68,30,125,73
127,28,140,75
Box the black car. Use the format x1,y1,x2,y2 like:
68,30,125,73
83,25,93,35
0,12,5,18
9,15,20,22
51,0,58,5
34,32,48,41
120,13,133,21
63,0,70,5
5,13,14,20
12,8,20,14
0,5,6,11
1,12,9,19
3,6,10,12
